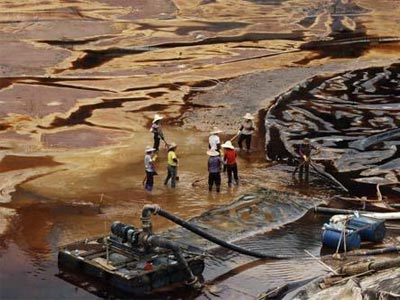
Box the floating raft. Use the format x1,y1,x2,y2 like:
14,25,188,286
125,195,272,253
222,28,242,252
58,235,205,295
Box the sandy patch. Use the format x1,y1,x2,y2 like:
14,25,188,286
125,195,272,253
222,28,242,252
0,207,15,236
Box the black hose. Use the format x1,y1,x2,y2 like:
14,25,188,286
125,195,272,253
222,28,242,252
146,235,198,286
155,207,290,259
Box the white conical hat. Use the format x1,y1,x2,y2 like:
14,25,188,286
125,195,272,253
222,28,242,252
152,114,163,123
209,126,223,134
243,113,254,120
145,146,156,153
207,149,220,156
221,140,234,149
168,142,177,150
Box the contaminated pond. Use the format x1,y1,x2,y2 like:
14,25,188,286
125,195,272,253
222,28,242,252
1,0,400,299
0,133,337,300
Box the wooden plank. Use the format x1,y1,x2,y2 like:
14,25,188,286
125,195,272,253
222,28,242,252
92,257,117,271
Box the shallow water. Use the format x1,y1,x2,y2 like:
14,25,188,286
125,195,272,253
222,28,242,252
0,0,399,299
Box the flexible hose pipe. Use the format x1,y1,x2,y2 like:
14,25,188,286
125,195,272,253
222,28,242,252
142,205,293,259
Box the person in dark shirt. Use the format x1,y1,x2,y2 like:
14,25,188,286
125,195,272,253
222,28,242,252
294,138,316,181
207,149,222,192
150,114,165,152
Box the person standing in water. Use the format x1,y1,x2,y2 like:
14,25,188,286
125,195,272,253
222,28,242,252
237,113,255,152
222,140,239,187
150,114,166,152
293,138,317,181
209,127,223,152
144,146,157,192
164,142,178,188
207,149,222,192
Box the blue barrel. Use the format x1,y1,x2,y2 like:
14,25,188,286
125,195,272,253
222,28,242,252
321,228,361,251
348,216,386,242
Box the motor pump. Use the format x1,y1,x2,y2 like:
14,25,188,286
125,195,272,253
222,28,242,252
110,221,139,245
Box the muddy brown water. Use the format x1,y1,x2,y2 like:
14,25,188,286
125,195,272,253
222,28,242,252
0,0,399,299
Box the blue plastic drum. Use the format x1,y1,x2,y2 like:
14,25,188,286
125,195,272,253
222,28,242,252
321,228,361,251
348,216,386,242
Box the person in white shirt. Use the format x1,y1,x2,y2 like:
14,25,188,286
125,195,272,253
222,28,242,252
209,127,223,152
144,146,156,192
237,113,255,152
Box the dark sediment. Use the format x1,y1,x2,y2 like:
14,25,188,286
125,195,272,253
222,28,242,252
265,63,400,196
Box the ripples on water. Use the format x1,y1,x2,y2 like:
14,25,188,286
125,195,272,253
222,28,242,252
161,188,327,250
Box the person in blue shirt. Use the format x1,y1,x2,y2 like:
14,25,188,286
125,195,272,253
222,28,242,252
207,149,222,192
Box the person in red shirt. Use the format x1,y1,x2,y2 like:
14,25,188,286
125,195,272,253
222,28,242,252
221,141,239,187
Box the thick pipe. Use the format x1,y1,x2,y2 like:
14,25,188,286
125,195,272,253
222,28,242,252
340,257,400,276
315,207,400,220
347,246,400,256
141,204,160,234
145,235,200,287
370,256,400,271
315,207,357,215
143,205,289,259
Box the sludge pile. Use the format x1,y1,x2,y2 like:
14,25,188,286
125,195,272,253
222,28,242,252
265,63,400,195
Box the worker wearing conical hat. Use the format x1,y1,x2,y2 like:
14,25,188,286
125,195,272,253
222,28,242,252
209,127,223,152
222,140,239,187
207,149,222,192
164,142,178,188
144,146,157,192
237,113,255,152
150,114,166,152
